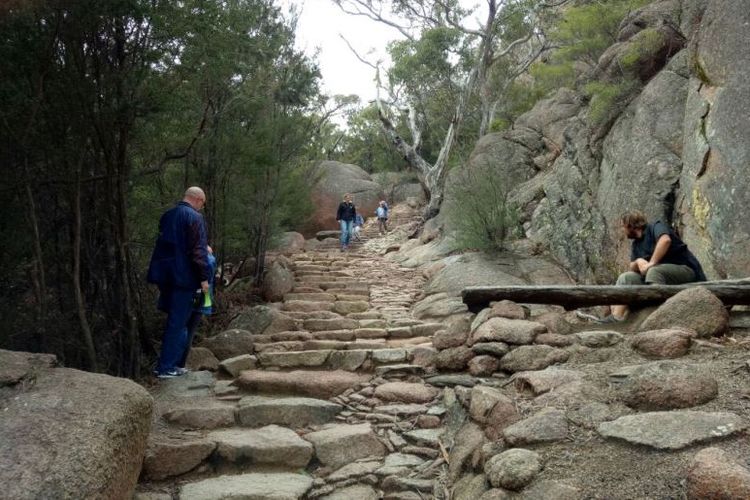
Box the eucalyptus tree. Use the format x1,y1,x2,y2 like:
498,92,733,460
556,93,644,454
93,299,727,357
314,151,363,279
334,0,548,219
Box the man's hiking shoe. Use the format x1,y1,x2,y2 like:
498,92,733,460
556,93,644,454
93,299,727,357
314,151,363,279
175,367,189,375
157,370,182,379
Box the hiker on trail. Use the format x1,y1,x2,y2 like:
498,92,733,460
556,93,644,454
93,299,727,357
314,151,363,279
147,186,210,378
353,213,364,241
336,193,356,251
177,245,217,371
579,210,706,324
376,200,389,235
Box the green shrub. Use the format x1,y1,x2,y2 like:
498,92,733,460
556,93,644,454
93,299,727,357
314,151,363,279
620,28,667,71
584,79,639,127
446,165,521,252
489,118,511,132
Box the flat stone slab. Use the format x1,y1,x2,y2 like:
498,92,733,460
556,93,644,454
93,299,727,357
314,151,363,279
320,485,379,500
258,350,332,368
371,348,408,363
403,428,444,447
374,363,424,376
285,293,336,302
237,396,342,428
162,402,236,429
303,423,385,469
374,382,437,403
425,374,478,387
209,425,313,468
326,460,381,482
142,438,216,480
598,411,747,450
374,404,429,416
219,354,257,377
180,472,313,500
503,409,569,446
154,370,215,398
236,370,371,399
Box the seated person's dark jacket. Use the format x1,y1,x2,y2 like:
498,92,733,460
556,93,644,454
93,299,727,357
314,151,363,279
147,201,210,290
631,220,706,282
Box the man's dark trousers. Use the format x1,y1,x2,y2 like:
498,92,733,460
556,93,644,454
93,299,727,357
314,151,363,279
157,287,195,374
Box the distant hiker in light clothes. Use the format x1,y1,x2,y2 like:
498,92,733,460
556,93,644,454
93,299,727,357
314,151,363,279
147,186,210,378
376,200,389,235
336,193,356,251
578,210,706,324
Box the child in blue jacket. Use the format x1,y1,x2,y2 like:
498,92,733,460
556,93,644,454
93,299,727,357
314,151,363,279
177,246,217,372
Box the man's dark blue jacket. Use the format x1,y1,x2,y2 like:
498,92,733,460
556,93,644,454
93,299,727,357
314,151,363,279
147,201,210,290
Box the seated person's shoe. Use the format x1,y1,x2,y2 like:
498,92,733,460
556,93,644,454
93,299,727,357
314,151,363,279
575,311,625,324
594,314,626,324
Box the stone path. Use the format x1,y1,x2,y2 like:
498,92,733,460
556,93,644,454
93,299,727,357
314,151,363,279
137,204,453,500
136,202,750,500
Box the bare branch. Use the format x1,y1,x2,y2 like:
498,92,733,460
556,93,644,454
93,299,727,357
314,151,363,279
333,0,415,40
338,34,380,70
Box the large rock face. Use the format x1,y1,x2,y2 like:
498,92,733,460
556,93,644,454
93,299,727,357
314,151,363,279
303,161,384,237
0,349,153,499
677,0,750,278
469,0,750,282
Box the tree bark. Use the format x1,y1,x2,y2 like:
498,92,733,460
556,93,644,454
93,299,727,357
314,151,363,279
462,282,750,312
72,173,98,371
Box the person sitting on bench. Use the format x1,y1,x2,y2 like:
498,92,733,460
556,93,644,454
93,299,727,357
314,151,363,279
579,210,706,324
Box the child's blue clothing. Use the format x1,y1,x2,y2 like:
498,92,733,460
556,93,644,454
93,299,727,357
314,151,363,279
194,253,217,315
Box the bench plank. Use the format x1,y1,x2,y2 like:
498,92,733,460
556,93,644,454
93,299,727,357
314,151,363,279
461,282,750,312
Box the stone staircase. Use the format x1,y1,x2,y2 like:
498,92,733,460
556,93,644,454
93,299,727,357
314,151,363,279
138,205,450,500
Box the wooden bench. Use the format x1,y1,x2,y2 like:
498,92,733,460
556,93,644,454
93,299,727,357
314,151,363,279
461,281,750,313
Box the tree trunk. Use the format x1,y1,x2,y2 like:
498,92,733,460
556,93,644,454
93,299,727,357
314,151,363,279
73,173,98,371
24,172,47,349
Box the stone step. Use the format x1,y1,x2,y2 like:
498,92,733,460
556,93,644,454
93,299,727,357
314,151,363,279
303,423,386,470
326,288,370,296
283,292,336,302
208,425,313,468
255,347,415,371
290,286,324,293
303,318,359,331
283,311,342,321
235,369,371,399
251,338,402,354
180,473,313,499
281,300,335,312
236,396,342,428
294,265,330,272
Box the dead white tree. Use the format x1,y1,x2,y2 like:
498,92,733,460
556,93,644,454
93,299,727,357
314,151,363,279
335,0,547,219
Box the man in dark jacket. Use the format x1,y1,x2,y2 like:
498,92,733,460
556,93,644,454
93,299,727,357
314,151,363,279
580,210,706,324
147,186,210,378
336,193,356,251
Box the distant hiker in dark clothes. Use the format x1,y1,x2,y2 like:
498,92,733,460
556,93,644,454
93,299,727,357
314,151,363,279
578,210,706,324
147,186,210,378
336,193,356,251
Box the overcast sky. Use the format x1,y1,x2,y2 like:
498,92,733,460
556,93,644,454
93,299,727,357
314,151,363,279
280,0,483,102
279,0,402,101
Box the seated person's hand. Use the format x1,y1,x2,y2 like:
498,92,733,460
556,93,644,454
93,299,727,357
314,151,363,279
635,258,651,275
